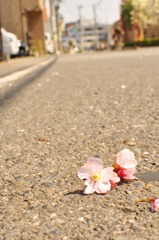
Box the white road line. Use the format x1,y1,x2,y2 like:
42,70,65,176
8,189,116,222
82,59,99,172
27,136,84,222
0,57,54,84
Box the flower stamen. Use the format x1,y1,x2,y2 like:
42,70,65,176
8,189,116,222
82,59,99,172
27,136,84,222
92,173,101,182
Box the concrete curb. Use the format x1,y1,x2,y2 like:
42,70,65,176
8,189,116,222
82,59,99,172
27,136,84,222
0,55,58,107
0,55,57,78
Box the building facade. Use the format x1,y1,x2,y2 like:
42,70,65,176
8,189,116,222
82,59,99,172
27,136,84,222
0,0,57,55
121,0,159,43
63,20,108,51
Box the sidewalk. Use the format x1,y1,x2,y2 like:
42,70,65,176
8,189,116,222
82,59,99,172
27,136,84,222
0,55,55,78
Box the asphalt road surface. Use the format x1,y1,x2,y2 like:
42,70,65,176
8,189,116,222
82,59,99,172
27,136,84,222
0,48,159,239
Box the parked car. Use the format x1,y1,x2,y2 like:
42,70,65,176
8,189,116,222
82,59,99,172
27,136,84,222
1,28,19,57
17,40,29,56
45,32,54,54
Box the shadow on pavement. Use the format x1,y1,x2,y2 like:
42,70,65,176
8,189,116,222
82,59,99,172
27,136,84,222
64,190,85,196
0,56,58,108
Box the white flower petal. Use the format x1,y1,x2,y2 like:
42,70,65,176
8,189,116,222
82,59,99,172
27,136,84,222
95,181,111,194
84,180,95,194
86,157,103,174
78,166,92,179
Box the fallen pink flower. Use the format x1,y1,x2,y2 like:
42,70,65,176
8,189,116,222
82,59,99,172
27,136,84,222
113,148,137,180
78,157,120,194
151,198,159,212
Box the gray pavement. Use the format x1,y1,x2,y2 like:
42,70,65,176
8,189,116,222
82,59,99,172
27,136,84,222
0,48,159,239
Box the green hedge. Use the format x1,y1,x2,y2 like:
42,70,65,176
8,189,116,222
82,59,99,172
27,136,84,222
125,38,159,47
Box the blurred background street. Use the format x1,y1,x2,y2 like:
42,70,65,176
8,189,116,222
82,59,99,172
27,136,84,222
1,0,159,58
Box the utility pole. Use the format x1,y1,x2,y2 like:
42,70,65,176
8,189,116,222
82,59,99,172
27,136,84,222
55,1,60,52
92,4,96,25
0,0,3,59
50,0,57,54
19,0,24,41
92,4,99,50
106,19,110,50
78,5,83,51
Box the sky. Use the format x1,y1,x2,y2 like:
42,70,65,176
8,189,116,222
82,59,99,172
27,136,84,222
60,0,121,25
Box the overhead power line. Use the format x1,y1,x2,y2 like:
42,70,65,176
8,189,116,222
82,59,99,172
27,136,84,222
96,0,104,7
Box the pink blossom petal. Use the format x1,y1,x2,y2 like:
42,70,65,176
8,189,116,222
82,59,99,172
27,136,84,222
151,199,159,212
95,181,111,194
119,168,137,180
84,180,95,194
84,179,93,186
78,165,92,179
101,167,120,184
116,149,137,169
86,157,103,174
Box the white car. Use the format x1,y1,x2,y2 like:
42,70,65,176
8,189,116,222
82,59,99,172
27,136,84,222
45,32,54,54
1,28,19,56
